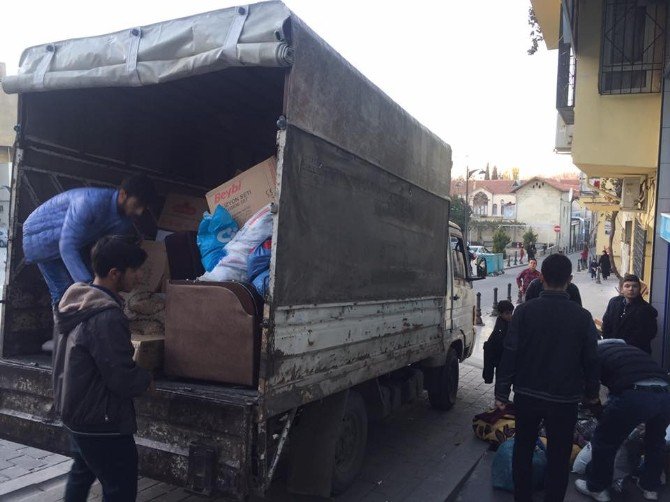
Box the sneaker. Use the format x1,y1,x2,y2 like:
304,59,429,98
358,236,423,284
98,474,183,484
636,481,659,500
574,479,611,502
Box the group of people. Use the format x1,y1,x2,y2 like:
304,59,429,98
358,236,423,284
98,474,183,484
23,176,157,501
484,254,667,502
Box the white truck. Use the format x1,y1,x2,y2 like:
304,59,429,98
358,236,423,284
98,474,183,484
0,2,481,498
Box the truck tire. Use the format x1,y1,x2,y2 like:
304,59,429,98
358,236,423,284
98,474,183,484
331,390,368,495
427,348,459,411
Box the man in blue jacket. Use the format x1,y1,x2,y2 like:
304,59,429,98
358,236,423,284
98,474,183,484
23,175,155,305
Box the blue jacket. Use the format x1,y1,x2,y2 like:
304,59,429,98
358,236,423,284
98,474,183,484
23,188,134,283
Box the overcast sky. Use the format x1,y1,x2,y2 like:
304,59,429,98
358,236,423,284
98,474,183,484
0,0,577,179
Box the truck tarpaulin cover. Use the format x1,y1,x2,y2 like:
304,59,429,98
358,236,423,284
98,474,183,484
1,1,292,94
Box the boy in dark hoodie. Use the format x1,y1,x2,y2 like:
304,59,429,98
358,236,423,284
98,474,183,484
482,300,515,384
53,236,152,502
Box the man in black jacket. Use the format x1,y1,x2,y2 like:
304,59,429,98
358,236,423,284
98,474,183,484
575,340,670,502
53,236,152,502
601,274,657,354
482,300,514,384
495,254,600,502
524,275,582,306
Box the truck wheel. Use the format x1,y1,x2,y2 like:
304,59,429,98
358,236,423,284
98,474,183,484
428,348,459,411
331,390,368,495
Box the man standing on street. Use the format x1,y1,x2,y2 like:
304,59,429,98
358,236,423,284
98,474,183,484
22,174,156,306
53,236,153,502
601,274,657,354
515,258,541,302
524,275,582,306
575,339,670,501
496,254,600,502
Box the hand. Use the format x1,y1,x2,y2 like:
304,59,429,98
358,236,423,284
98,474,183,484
495,399,507,410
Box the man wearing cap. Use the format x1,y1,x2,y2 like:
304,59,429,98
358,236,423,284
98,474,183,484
575,339,670,501
601,274,657,354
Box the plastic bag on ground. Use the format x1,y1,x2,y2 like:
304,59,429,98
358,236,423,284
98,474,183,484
572,442,592,474
197,205,238,272
492,438,546,492
199,205,273,283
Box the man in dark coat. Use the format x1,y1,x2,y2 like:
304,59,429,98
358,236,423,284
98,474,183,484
598,250,611,280
53,236,153,501
602,274,657,354
524,275,582,306
482,300,515,384
495,254,600,502
575,340,670,501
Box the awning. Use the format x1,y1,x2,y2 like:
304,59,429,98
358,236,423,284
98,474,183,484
660,213,670,243
1,1,292,94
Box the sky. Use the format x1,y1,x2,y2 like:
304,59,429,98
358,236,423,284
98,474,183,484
0,0,577,179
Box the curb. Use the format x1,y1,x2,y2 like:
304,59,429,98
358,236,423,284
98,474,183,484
0,459,72,498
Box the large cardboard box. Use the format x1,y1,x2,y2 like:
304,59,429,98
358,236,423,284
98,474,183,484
158,193,208,232
138,241,169,293
132,334,165,371
206,157,276,226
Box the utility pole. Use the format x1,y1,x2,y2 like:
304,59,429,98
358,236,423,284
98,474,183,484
463,167,484,245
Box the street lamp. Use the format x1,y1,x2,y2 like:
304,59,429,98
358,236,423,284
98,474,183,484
464,168,485,246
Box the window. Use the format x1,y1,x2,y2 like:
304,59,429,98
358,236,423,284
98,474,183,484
472,192,489,216
492,204,498,216
450,237,467,280
600,0,666,95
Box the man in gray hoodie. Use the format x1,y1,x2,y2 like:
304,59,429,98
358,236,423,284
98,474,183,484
52,236,152,502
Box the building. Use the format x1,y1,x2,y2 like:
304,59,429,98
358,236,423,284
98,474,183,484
530,0,669,363
450,179,520,245
512,177,579,249
0,63,16,228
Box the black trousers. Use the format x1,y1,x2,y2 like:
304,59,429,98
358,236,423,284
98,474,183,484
64,433,138,502
513,394,578,502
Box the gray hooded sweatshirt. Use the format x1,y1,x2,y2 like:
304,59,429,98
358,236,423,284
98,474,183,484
52,283,151,434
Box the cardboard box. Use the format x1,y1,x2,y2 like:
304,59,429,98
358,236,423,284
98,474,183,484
132,334,165,371
158,193,208,232
206,157,277,226
137,241,168,293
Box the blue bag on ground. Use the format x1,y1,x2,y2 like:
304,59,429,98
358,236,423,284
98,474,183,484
491,438,546,492
197,205,238,272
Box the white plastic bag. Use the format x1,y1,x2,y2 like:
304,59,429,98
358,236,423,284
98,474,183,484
572,442,592,474
199,205,273,283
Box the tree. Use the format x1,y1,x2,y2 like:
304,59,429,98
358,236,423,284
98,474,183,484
522,227,538,250
492,165,499,180
527,7,544,56
492,227,511,254
511,167,520,180
450,196,470,232
484,163,491,180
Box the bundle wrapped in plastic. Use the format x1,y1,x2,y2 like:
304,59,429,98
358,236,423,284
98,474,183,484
123,290,166,337
199,205,273,283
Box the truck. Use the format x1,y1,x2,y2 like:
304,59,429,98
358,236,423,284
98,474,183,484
0,2,481,499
